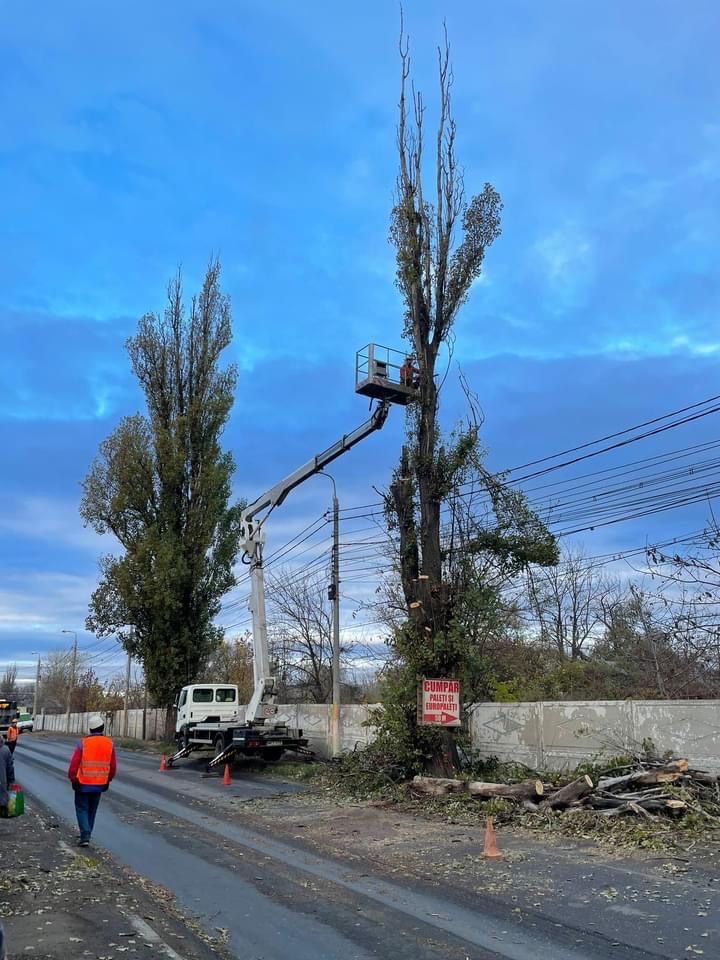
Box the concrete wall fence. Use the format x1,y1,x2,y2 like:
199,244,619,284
468,699,720,772
35,703,377,757
36,699,720,771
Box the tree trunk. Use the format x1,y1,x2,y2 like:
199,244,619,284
391,447,419,607
426,728,459,778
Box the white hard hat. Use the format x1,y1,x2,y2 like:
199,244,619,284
88,714,105,732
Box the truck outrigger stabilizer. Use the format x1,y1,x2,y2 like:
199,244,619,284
165,721,310,769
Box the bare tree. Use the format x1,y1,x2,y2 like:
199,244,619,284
525,548,615,660
35,650,82,713
267,569,355,703
0,664,18,699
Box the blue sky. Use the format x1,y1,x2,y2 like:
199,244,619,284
2,1,719,686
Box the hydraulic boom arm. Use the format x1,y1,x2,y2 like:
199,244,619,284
240,400,390,723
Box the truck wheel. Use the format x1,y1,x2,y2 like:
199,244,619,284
179,725,191,750
262,748,284,763
214,734,226,758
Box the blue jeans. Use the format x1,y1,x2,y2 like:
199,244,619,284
74,791,102,840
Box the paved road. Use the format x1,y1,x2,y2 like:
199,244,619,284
13,736,718,960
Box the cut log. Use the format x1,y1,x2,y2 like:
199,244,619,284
411,776,467,796
467,779,544,800
540,775,594,810
412,776,545,801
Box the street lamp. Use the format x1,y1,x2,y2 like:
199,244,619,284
30,651,41,719
61,630,78,734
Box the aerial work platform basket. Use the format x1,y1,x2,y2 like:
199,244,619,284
355,344,419,406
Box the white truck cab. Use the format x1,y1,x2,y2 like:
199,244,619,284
175,684,240,732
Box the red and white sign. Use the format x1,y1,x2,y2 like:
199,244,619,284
418,678,461,726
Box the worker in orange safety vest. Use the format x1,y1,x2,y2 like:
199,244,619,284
5,720,18,755
67,714,116,847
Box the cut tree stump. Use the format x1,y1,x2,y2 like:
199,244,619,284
540,775,594,810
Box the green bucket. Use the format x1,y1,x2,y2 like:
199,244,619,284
6,785,24,817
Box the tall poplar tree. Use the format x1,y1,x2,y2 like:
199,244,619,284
81,261,241,707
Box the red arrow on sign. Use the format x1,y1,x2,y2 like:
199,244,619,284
423,712,458,724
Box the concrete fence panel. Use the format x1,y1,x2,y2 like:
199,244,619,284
631,700,720,770
540,700,634,769
468,702,542,769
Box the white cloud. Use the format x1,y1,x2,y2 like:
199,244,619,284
601,333,720,359
534,226,593,286
0,496,111,553
0,570,97,636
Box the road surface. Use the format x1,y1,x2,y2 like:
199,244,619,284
14,735,719,960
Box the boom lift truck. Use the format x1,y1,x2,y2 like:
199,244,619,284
167,345,416,769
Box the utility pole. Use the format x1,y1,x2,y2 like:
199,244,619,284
142,678,148,740
331,492,342,757
320,472,343,757
123,652,132,737
32,653,41,718
62,630,78,734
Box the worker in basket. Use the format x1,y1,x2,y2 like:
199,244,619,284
399,354,419,387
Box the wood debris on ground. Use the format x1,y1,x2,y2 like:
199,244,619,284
411,757,720,823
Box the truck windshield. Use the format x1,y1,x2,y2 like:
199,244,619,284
191,689,214,703
215,688,236,703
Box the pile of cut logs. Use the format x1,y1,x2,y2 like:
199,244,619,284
412,758,720,819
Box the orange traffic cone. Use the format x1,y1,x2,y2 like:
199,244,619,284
159,754,167,772
482,816,502,859
222,763,232,786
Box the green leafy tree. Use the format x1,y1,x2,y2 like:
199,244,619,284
200,635,254,702
81,261,242,708
378,24,557,775
70,668,106,713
